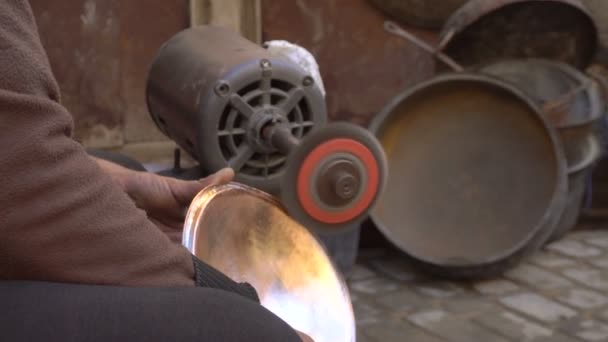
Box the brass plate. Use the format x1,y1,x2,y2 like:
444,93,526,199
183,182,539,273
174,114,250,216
183,182,355,342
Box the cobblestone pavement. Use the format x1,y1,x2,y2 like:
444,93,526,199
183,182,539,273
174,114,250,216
348,229,608,342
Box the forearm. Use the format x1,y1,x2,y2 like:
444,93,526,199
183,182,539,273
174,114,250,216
91,156,136,192
0,0,195,287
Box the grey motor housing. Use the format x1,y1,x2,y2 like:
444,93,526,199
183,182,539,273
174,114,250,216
146,25,327,194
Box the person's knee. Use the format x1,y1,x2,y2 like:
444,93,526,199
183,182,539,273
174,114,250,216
0,282,303,342
185,287,303,342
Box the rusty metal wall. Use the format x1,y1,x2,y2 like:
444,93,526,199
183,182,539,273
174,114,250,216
262,0,438,126
26,0,608,148
30,0,190,147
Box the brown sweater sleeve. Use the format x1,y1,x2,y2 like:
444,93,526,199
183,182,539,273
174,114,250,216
0,0,196,287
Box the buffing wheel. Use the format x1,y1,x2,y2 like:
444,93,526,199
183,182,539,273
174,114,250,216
281,123,388,234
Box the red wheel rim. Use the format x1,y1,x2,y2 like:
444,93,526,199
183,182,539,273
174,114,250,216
297,138,380,224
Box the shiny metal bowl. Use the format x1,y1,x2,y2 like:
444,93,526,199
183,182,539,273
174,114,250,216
183,182,356,342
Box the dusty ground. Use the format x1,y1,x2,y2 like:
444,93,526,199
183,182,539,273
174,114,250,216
350,227,608,342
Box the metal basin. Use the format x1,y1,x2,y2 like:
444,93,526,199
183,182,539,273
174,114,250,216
369,73,567,279
479,59,603,162
368,0,468,29
440,0,598,69
552,135,602,241
183,183,355,342
478,59,604,241
478,59,603,128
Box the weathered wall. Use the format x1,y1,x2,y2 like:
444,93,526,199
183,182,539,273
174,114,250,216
190,0,261,43
29,0,607,149
262,0,608,126
262,0,438,127
30,0,190,148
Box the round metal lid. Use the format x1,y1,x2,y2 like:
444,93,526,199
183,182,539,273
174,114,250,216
440,0,599,70
478,59,604,171
369,73,568,278
478,59,604,128
183,182,355,342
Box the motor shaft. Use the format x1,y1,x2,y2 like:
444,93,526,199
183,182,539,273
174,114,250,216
263,124,301,155
264,123,365,207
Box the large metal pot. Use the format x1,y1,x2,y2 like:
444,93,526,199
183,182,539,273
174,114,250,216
369,73,567,279
440,0,599,70
368,0,468,29
554,136,602,241
478,59,603,129
581,0,608,50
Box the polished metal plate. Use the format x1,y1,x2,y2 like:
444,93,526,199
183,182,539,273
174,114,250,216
183,182,356,342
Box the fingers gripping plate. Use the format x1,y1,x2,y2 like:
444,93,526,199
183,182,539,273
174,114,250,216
282,123,388,233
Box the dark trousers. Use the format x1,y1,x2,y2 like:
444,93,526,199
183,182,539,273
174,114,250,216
1,281,301,341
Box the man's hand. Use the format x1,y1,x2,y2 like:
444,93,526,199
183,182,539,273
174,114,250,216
125,168,234,242
94,157,234,242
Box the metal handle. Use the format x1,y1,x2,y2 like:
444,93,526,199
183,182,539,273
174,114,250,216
263,124,300,155
542,79,593,120
384,21,464,72
588,65,608,105
568,135,602,174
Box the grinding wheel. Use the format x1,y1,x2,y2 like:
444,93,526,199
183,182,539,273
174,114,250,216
370,73,568,279
281,123,388,234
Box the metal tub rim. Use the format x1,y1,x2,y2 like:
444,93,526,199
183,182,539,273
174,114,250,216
477,58,604,129
439,0,599,69
369,72,568,277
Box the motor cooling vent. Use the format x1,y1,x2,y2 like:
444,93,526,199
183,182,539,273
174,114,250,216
217,78,315,179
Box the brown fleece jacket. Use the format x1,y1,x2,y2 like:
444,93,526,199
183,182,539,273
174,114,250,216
0,0,196,286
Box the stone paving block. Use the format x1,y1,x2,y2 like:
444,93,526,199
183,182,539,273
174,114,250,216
567,230,606,241
443,297,500,317
584,236,608,249
474,279,520,295
557,288,608,309
532,333,585,342
475,311,554,341
350,278,400,295
356,325,378,342
546,240,603,258
375,288,429,312
500,293,578,323
562,269,608,291
506,264,573,290
348,264,377,281
414,282,465,299
530,251,577,269
368,258,418,282
599,309,608,323
409,310,510,342
562,319,608,342
353,301,383,326
589,256,608,270
363,321,443,342
354,332,376,342
350,291,360,303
